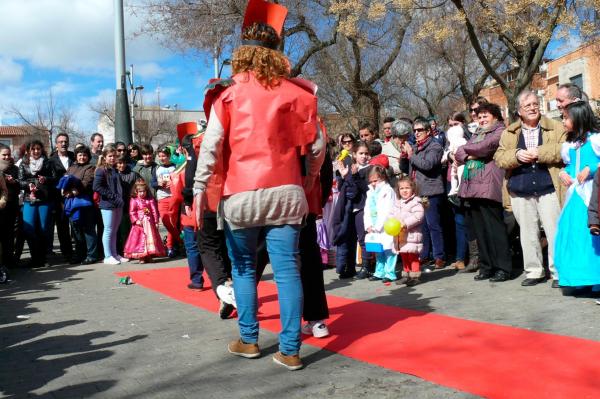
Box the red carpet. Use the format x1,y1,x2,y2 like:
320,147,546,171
117,267,600,398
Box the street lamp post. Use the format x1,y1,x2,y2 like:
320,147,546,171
218,59,231,79
114,0,132,144
126,64,144,142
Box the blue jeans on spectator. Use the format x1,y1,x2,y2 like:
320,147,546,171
225,223,303,355
452,204,468,262
420,194,445,261
71,206,98,261
183,226,204,286
100,208,122,259
23,201,52,265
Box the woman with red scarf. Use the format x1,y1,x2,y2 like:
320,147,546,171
404,117,445,269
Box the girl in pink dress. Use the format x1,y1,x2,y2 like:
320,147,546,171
124,181,166,263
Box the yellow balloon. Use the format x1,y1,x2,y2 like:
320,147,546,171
384,218,402,236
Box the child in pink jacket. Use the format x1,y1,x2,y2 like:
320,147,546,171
392,177,425,286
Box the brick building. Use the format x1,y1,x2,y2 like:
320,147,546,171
0,126,51,158
480,41,600,119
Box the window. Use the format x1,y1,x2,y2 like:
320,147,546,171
0,139,11,147
570,74,583,90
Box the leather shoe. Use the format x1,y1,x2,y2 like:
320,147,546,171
489,270,510,282
551,280,560,288
474,271,493,281
355,267,371,280
521,277,545,286
338,272,355,279
434,259,445,269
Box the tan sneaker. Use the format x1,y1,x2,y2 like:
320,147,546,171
272,351,303,370
227,339,260,359
453,260,465,270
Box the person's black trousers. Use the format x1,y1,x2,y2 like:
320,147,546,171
0,202,19,266
300,214,329,321
197,212,232,297
466,198,512,274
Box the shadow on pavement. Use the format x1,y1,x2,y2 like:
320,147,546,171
0,263,147,398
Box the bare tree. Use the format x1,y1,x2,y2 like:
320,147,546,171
90,98,180,148
8,90,85,150
447,0,576,119
133,0,339,77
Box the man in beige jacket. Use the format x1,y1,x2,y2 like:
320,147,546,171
494,90,566,288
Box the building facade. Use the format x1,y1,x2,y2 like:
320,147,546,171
480,42,600,119
0,126,51,157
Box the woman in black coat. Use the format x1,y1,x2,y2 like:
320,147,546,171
18,140,56,267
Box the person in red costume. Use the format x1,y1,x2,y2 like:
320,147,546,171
193,0,324,371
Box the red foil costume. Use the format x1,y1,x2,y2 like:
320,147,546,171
204,73,318,197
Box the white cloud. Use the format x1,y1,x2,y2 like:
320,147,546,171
134,62,177,80
0,0,170,75
0,56,23,83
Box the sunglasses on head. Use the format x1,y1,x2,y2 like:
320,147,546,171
341,140,353,144
470,107,479,113
413,128,427,133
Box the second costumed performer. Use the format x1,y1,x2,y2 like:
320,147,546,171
193,0,325,370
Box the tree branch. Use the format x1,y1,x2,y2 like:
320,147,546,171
450,0,508,90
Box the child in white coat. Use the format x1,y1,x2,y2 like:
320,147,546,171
364,166,398,283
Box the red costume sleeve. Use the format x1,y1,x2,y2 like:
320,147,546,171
150,199,160,224
129,198,139,223
169,165,185,215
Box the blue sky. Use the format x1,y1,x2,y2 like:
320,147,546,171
0,0,582,137
0,0,223,135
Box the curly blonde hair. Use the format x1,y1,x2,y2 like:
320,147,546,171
232,22,290,88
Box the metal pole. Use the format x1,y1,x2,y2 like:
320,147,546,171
130,64,136,142
114,0,132,144
214,47,219,78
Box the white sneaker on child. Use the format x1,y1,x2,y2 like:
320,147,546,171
216,284,237,308
301,320,330,338
104,257,121,265
116,255,129,263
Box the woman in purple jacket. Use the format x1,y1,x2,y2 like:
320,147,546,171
455,103,512,282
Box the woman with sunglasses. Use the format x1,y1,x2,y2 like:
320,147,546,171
127,144,142,168
405,118,445,269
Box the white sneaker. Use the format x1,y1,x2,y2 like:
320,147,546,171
301,320,330,338
116,255,130,263
104,257,121,265
216,284,237,308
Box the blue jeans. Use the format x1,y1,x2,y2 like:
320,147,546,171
183,226,204,285
71,206,98,261
23,202,52,264
225,223,303,355
420,194,445,261
452,204,468,262
100,208,123,259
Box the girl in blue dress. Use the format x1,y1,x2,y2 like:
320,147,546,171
555,101,600,287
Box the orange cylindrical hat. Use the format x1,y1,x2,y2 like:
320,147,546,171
242,0,288,38
177,122,198,142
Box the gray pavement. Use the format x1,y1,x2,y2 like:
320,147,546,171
2,252,600,398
